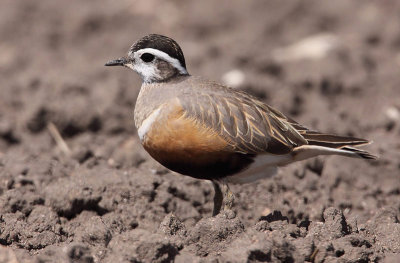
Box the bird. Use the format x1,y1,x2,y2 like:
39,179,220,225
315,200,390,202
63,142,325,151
105,34,377,216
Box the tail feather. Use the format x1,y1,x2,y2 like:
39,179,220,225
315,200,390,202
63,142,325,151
340,146,378,160
292,145,378,162
303,132,371,148
293,131,378,160
287,117,377,160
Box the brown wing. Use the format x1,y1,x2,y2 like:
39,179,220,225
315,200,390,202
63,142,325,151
178,84,308,155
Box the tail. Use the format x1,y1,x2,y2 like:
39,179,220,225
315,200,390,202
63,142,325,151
303,131,370,148
339,146,377,160
292,132,378,161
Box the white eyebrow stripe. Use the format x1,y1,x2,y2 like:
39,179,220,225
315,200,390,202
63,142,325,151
135,48,188,75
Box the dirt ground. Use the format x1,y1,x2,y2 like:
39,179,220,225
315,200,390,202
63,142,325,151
1,0,400,262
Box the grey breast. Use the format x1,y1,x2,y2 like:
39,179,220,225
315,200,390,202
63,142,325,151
133,75,193,129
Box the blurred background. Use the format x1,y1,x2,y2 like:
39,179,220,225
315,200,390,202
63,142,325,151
0,0,400,261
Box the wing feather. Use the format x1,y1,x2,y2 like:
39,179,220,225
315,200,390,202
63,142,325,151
178,84,308,155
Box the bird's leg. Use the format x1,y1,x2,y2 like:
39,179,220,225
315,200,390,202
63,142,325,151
212,179,234,216
220,179,234,211
212,180,223,216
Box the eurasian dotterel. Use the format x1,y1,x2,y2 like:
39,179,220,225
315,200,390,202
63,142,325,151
105,34,376,216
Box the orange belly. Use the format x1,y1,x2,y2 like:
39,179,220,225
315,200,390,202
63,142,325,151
142,105,254,179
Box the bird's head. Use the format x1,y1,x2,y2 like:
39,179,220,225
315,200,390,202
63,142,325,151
105,34,188,83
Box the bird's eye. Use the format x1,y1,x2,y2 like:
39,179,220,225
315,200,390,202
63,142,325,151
140,53,155,62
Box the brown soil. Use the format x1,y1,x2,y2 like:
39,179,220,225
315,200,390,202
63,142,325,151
1,0,400,262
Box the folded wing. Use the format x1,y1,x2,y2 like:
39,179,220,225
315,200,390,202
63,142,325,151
178,85,308,155
178,82,375,159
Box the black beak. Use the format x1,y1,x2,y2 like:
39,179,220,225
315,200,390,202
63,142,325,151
105,57,127,66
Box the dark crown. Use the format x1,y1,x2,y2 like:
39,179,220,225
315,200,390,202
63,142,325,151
130,34,186,69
